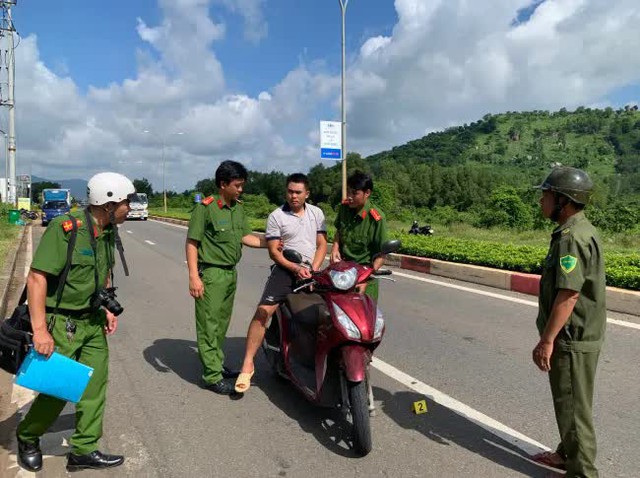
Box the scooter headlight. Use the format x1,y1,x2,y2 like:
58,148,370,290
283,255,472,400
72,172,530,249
329,267,358,290
374,307,385,340
332,303,361,339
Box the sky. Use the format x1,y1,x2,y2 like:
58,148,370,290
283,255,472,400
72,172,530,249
3,0,640,191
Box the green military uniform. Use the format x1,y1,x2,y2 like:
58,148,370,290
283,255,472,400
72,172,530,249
188,195,252,385
537,211,606,478
334,200,388,300
18,210,114,455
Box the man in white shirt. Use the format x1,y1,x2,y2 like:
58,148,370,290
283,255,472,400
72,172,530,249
234,173,327,393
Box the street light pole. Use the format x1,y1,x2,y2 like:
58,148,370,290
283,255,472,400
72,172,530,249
339,0,349,201
143,130,183,214
162,140,167,213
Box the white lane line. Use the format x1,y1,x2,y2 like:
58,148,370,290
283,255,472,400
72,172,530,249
392,270,640,331
392,271,538,306
144,240,156,245
150,218,187,229
372,357,550,456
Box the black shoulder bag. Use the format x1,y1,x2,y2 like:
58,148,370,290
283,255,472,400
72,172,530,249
0,216,80,374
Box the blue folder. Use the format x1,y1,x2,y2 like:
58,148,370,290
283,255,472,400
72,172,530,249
15,349,94,403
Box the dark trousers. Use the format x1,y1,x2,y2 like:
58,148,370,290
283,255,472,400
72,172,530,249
549,346,600,478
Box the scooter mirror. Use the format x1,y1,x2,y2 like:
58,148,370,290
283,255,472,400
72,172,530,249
283,249,303,264
380,239,401,255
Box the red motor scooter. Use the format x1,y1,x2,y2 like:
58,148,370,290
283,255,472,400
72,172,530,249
262,240,401,456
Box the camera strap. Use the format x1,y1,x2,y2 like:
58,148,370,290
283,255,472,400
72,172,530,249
12,215,78,320
84,208,102,292
53,215,79,315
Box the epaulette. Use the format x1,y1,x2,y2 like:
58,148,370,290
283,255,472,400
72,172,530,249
370,209,382,221
201,196,215,206
62,219,83,232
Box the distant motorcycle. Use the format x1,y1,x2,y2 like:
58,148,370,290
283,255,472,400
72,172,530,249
19,208,38,221
408,220,434,236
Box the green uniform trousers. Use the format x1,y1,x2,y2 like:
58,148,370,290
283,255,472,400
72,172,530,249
549,346,600,478
365,278,379,301
17,311,108,455
195,266,237,385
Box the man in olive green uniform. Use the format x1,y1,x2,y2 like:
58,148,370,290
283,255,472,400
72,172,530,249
17,172,136,473
186,160,267,395
331,171,389,300
531,167,606,478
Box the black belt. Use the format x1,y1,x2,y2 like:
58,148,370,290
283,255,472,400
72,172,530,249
46,307,94,318
198,263,235,271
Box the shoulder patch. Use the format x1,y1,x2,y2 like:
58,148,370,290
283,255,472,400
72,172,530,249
201,196,215,206
370,209,382,221
62,219,83,232
560,255,578,274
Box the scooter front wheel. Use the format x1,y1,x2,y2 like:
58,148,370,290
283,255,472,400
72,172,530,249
348,380,372,456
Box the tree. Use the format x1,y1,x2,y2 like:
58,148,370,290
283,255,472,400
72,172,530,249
195,178,216,196
477,186,533,230
31,181,61,202
133,178,153,196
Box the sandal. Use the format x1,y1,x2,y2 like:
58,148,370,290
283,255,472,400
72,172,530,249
531,451,566,471
234,370,255,393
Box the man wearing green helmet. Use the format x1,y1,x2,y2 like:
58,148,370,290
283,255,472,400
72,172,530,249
531,166,606,478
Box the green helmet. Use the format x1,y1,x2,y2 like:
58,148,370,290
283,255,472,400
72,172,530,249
535,166,593,205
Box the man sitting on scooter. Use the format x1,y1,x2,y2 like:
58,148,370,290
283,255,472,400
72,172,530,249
234,173,328,393
331,171,389,300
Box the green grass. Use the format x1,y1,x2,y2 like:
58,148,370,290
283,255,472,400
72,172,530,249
150,208,640,289
389,220,640,254
0,220,20,272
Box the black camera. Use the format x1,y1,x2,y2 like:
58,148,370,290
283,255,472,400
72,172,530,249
92,287,124,316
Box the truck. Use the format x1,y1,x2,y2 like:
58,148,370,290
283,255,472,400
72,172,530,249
41,189,71,226
126,192,148,220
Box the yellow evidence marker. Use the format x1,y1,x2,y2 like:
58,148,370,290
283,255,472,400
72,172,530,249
412,399,428,414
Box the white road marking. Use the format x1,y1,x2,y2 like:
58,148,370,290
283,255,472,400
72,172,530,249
126,230,133,234
150,218,187,229
392,270,640,330
144,240,156,245
372,357,550,456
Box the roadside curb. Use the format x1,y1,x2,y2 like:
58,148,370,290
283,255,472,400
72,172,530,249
149,215,640,316
0,226,27,319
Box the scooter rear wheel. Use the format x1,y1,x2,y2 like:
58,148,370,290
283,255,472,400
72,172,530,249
348,380,372,456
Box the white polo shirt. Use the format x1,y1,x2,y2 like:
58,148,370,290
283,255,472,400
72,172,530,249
265,203,326,264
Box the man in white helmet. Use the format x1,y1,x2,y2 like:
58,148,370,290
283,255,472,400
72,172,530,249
16,172,135,472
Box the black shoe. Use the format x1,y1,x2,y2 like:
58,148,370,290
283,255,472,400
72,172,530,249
205,378,236,395
17,436,42,472
222,366,240,379
66,450,124,471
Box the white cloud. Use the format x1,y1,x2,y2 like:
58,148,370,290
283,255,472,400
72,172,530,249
9,0,640,192
214,0,268,43
346,0,640,152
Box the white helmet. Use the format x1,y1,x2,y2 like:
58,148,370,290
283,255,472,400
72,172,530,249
87,172,136,206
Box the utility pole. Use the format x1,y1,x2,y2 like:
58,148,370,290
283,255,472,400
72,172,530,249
339,0,348,201
0,1,17,206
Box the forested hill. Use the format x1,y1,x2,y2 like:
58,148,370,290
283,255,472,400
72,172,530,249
367,106,639,176
195,106,640,233
298,106,640,216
